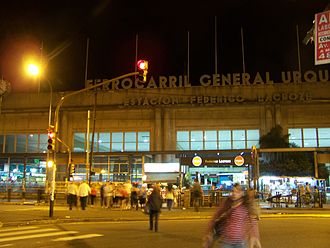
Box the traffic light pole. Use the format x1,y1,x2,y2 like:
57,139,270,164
49,72,138,218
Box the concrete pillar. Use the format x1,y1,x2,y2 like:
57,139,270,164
275,104,281,126
265,105,273,133
154,108,162,163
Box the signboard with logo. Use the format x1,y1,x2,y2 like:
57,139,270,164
181,155,251,167
315,10,330,65
192,156,203,167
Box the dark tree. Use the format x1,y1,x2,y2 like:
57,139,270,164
259,125,314,177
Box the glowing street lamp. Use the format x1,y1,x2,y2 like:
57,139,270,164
25,60,54,217
26,63,40,76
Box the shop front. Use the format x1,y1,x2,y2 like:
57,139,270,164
259,175,326,207
180,152,253,191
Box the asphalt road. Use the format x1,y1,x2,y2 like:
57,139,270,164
0,218,329,248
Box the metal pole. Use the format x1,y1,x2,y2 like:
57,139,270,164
46,79,53,197
49,162,56,217
241,27,246,74
86,110,91,182
314,151,319,178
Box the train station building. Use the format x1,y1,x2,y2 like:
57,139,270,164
0,69,329,191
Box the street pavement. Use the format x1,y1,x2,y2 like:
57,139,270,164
1,200,330,228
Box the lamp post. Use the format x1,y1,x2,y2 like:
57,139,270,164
26,62,53,207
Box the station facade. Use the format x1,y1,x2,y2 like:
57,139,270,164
0,69,330,191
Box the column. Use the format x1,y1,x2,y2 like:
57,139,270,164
154,108,162,163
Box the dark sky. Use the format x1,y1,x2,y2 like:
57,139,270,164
0,0,329,92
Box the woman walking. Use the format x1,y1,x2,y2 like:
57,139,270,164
147,184,163,232
204,183,261,248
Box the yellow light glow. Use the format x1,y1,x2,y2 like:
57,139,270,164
47,160,54,168
27,64,40,76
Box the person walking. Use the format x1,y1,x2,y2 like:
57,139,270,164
104,181,114,209
66,181,78,210
90,184,97,207
139,185,148,210
165,184,174,211
78,181,91,210
131,183,140,210
100,182,105,208
203,183,261,248
147,184,163,232
191,179,203,212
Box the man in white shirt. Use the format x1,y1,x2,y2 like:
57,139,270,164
66,182,78,210
78,181,91,210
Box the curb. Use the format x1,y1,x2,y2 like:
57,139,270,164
2,213,330,228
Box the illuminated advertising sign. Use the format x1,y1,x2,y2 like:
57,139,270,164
181,155,251,167
315,10,330,65
144,163,180,172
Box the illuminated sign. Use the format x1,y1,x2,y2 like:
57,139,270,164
234,155,244,166
124,92,312,106
192,156,203,167
315,10,330,65
86,69,329,90
144,163,180,172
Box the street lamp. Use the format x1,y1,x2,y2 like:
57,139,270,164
25,62,54,216
25,62,53,126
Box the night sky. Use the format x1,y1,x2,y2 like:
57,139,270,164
0,0,329,92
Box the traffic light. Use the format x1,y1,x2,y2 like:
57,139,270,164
137,59,148,82
47,128,55,151
70,163,75,175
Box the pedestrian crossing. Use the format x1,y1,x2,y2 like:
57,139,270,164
0,225,103,246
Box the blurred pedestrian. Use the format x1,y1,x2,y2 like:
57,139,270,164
104,181,114,209
139,184,148,210
165,184,174,211
100,182,105,208
78,181,91,210
90,184,97,207
131,183,140,210
191,179,203,212
203,183,261,248
66,181,78,210
147,184,163,232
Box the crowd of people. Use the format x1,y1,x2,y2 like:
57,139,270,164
65,180,262,246
66,181,155,211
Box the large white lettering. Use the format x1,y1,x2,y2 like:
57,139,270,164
86,70,329,90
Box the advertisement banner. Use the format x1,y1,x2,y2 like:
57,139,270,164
315,10,330,65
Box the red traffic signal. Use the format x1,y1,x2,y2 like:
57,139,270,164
47,129,55,151
137,60,148,82
137,60,148,70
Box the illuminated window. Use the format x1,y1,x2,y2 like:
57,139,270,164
112,132,123,152
124,132,136,151
74,131,150,152
318,128,330,147
289,127,330,148
219,130,231,149
138,132,150,151
98,133,110,152
177,131,189,150
204,130,217,150
176,129,259,151
16,135,26,153
73,133,85,152
191,131,203,150
27,134,38,153
5,135,15,153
